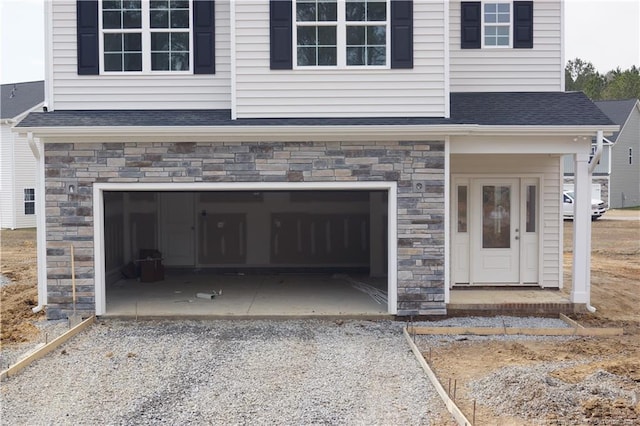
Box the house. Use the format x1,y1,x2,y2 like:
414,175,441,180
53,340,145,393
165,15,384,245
595,99,640,208
14,0,618,320
562,136,613,207
563,98,640,208
1,81,44,229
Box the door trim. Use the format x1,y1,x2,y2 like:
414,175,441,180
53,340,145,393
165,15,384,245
450,174,543,287
93,181,398,315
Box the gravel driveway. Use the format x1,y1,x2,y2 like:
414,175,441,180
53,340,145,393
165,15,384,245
1,319,450,425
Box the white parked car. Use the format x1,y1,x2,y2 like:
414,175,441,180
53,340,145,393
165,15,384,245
563,191,607,220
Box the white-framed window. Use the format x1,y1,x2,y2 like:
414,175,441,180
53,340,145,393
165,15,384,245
630,148,634,165
483,2,511,47
100,0,192,73
24,188,35,215
294,0,389,68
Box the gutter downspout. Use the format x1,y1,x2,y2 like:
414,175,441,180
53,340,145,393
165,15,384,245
583,130,604,313
27,132,47,314
589,130,604,174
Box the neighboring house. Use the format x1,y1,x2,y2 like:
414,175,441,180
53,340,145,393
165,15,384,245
563,136,613,206
15,0,617,320
0,81,44,229
595,99,640,208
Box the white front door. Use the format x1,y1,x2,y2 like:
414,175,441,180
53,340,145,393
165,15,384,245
471,179,520,283
160,193,195,266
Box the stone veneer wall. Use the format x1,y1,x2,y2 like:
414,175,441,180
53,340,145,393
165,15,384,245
44,140,445,319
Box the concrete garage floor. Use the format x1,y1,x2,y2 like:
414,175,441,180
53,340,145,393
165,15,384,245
105,272,390,318
106,272,575,318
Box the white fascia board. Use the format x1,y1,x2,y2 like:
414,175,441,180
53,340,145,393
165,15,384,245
14,124,620,143
14,125,474,143
465,125,619,137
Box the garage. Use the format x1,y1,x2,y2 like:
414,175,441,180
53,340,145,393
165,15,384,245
95,182,397,317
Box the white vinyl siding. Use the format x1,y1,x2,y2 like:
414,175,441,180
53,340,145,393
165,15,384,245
0,124,37,229
450,154,561,288
0,124,15,228
449,0,562,92
234,1,446,118
50,0,231,110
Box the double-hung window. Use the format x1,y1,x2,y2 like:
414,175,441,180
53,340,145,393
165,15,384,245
460,1,532,49
295,0,389,68
483,2,510,47
101,0,192,73
24,189,35,215
296,0,338,66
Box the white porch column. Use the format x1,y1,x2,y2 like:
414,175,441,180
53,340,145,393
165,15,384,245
571,153,591,304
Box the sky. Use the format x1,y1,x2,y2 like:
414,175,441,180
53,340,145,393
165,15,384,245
0,0,639,85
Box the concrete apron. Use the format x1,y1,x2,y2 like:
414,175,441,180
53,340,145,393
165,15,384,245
105,272,390,318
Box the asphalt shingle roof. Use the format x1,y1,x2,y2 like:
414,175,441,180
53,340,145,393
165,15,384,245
451,92,614,126
16,109,453,127
0,81,44,120
594,99,639,141
16,91,615,128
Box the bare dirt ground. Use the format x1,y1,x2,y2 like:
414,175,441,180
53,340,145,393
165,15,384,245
1,212,639,425
0,228,43,344
424,210,640,425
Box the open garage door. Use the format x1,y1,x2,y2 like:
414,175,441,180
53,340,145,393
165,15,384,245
98,187,394,317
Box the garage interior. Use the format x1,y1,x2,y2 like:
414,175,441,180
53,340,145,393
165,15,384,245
103,190,390,316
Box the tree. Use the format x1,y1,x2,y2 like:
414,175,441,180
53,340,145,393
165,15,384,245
565,58,605,100
601,66,640,100
565,59,640,100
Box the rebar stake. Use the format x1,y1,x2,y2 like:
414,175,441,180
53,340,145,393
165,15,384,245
473,399,476,424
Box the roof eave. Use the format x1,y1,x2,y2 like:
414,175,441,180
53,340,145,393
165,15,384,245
14,124,474,142
14,123,620,143
474,124,619,136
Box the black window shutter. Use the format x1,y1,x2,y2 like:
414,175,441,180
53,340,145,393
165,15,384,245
270,0,293,69
193,0,216,74
76,0,99,75
391,0,413,69
460,2,481,49
513,1,533,48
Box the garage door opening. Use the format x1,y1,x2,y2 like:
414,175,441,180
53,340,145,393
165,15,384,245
96,185,396,317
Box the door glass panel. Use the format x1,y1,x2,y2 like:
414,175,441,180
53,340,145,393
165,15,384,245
457,185,468,232
482,185,510,248
526,185,536,233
